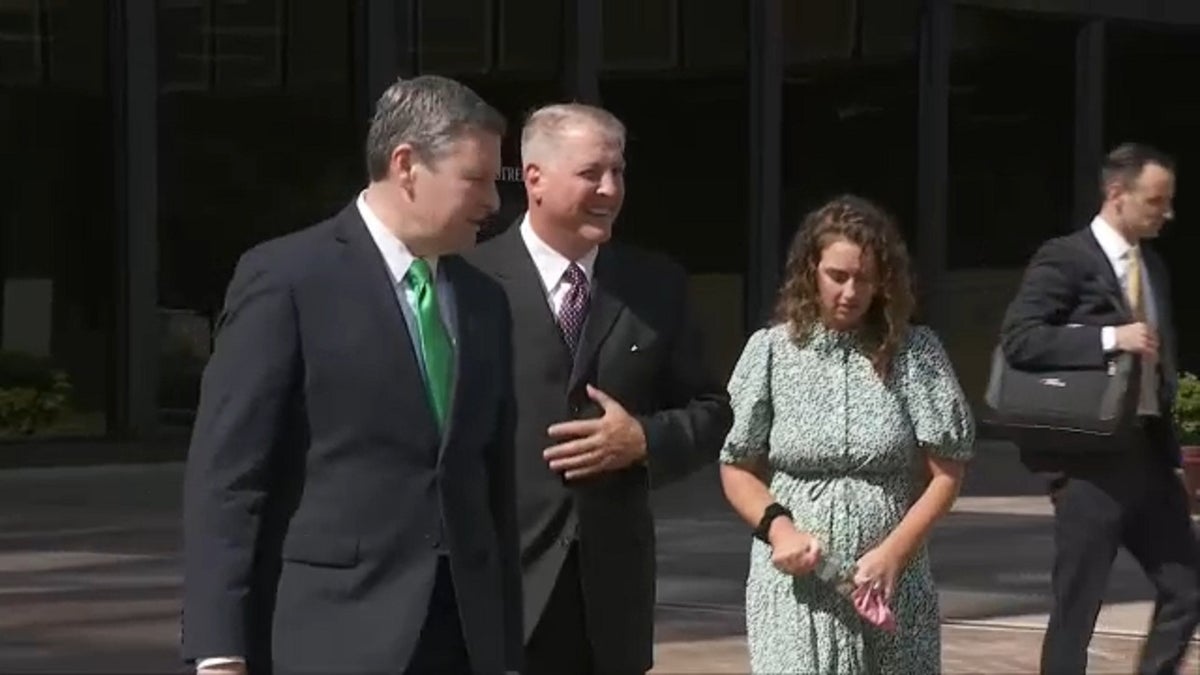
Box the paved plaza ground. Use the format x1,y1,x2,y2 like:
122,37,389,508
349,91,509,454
0,441,1195,672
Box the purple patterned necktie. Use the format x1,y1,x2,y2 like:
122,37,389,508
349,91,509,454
557,263,590,355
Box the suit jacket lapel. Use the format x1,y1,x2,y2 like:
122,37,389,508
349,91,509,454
1143,248,1176,375
439,256,474,456
334,203,440,433
487,225,625,390
569,247,623,391
1144,248,1171,328
1081,229,1176,395
490,226,574,368
1079,229,1133,320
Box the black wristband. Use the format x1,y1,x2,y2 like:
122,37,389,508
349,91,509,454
753,502,792,543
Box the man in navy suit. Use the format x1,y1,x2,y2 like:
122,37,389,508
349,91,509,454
182,75,522,675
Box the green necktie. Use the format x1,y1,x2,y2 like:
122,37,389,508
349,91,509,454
405,258,453,430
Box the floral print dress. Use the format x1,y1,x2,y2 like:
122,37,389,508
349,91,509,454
720,323,975,674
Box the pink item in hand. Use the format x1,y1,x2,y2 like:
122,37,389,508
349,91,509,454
851,584,897,632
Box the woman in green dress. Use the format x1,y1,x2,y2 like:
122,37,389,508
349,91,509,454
719,195,975,674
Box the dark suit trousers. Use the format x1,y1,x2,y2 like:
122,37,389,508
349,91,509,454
405,558,471,674
525,544,604,675
1041,422,1200,675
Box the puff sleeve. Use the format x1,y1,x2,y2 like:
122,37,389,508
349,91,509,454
719,328,775,464
895,326,976,462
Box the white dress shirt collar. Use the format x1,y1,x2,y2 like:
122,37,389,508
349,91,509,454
1089,213,1159,325
518,211,598,294
1089,215,1135,264
356,191,437,285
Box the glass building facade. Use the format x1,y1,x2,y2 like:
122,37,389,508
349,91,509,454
1,0,1198,444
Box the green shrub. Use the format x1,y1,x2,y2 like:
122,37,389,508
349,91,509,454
0,351,72,436
1175,371,1200,445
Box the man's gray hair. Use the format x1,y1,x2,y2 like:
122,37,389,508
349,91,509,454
366,75,506,180
520,103,625,166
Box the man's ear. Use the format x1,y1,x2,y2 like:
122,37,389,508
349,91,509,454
390,143,419,190
1102,178,1125,205
524,163,543,205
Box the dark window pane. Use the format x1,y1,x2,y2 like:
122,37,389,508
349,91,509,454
947,7,1075,269
46,1,107,91
288,0,351,89
783,0,855,65
497,0,561,72
0,1,41,85
601,78,749,273
782,65,919,252
419,0,490,74
681,0,747,70
157,3,359,414
1,2,114,437
602,0,677,70
158,0,209,91
861,0,919,60
954,0,1200,23
213,0,284,88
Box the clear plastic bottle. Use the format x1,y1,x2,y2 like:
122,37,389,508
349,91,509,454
812,547,858,596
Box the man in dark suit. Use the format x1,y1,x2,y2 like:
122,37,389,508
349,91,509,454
1000,142,1200,675
182,75,522,675
465,103,733,675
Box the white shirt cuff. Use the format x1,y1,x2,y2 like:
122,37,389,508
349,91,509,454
197,657,245,671
1101,326,1116,352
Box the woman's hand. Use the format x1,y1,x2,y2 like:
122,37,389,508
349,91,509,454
851,453,964,602
853,543,906,602
768,520,823,576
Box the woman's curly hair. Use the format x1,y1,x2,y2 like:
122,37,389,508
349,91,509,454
773,194,915,376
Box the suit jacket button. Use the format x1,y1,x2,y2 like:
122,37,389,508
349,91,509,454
559,537,572,548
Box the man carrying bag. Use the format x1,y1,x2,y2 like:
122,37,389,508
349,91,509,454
997,143,1199,675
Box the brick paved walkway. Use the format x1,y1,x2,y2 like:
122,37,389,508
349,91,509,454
651,607,1199,674
2,458,1196,673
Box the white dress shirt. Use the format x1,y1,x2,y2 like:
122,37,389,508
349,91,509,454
518,211,598,315
1090,215,1160,416
1091,215,1159,351
356,191,459,357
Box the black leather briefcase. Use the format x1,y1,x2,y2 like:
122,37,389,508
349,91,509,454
983,346,1137,452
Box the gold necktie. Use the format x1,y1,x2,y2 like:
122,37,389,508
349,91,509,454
1126,247,1158,415
1126,247,1144,320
